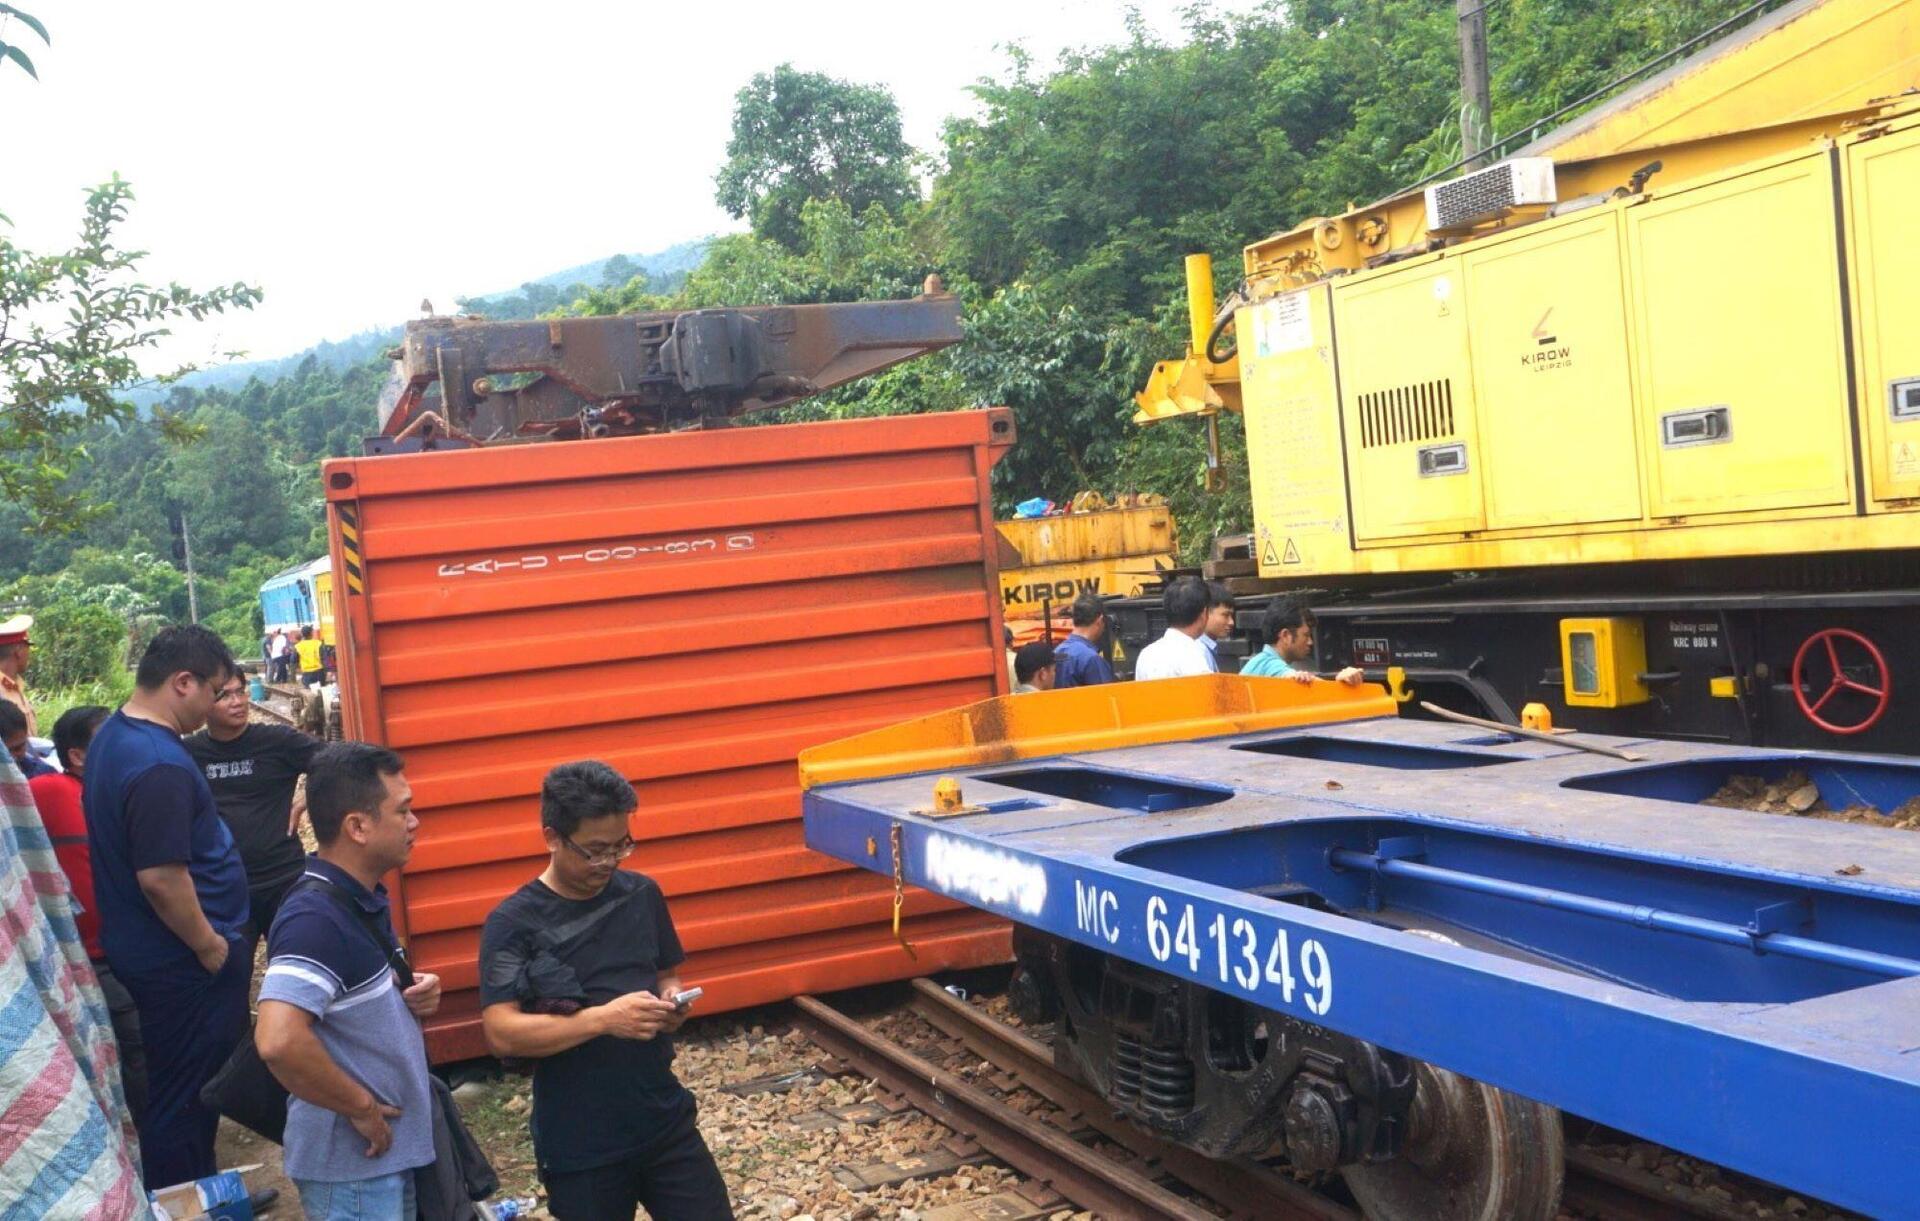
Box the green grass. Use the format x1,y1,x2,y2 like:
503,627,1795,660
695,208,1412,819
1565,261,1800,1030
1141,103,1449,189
32,673,134,729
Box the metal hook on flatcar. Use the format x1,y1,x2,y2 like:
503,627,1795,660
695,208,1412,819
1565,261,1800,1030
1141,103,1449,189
890,823,917,960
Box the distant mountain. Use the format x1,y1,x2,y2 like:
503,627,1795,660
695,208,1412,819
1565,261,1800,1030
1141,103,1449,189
455,238,714,319
130,238,714,407
474,238,713,301
147,326,402,402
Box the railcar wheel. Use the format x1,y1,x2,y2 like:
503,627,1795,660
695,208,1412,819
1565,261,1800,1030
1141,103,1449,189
1341,1061,1563,1221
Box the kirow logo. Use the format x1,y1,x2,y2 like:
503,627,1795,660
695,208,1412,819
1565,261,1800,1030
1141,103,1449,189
1522,307,1572,372
1001,577,1102,606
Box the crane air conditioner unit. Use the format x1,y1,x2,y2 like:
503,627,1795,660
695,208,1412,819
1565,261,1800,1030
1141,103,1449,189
1425,158,1557,232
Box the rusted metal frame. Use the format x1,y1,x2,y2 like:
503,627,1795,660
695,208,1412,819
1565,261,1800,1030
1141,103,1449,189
385,294,965,438
791,994,1218,1221
905,979,1356,1221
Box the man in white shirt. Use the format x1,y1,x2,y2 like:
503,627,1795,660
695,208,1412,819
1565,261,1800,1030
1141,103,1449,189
1199,582,1236,673
1133,577,1216,681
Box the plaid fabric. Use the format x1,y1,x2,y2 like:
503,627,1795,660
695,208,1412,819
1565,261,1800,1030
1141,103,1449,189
0,755,148,1219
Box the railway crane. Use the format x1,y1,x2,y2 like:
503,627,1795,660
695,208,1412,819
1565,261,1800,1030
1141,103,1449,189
1131,0,1920,754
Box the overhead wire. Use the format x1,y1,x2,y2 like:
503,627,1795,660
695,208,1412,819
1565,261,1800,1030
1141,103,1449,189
1400,0,1795,195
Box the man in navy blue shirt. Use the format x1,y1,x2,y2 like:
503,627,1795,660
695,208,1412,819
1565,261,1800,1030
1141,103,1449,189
1052,593,1116,690
257,742,441,1219
85,624,251,1189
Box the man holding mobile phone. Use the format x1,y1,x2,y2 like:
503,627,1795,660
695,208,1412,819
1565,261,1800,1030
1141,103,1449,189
477,761,732,1220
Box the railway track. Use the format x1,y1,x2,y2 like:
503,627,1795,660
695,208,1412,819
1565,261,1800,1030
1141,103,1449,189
248,697,298,726
789,978,1791,1221
255,680,338,738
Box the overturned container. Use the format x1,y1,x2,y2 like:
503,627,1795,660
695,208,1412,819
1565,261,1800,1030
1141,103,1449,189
322,409,1017,1060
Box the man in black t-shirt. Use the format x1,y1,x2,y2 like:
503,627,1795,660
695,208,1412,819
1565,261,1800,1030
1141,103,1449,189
479,760,733,1221
184,672,320,948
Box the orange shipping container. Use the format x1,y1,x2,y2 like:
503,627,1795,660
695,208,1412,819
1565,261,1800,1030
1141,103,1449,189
321,410,1017,1061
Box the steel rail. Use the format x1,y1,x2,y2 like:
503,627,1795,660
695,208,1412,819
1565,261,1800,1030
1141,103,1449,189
903,979,1715,1221
1562,1149,1755,1221
801,983,1777,1221
248,699,298,726
903,978,1356,1221
791,993,1220,1221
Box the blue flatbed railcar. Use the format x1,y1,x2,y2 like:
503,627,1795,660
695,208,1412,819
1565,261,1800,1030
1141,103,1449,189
799,677,1920,1218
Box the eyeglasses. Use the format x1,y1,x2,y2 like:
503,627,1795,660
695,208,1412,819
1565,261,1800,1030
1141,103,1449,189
214,684,251,703
560,834,636,865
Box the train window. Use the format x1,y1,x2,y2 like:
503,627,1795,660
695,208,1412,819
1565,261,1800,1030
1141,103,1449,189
1568,631,1600,696
979,766,1232,813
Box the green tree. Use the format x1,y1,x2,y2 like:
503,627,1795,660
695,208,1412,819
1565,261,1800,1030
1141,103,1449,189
599,254,637,287
1,176,261,530
0,4,47,79
159,404,300,561
29,599,121,689
714,64,919,250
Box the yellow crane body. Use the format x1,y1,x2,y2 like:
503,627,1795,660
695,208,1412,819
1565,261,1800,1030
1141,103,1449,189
1120,0,1920,755
995,503,1178,618
1241,106,1920,579
1136,0,1920,581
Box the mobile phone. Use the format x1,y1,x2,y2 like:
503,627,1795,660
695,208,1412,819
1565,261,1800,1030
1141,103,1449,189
672,987,704,1011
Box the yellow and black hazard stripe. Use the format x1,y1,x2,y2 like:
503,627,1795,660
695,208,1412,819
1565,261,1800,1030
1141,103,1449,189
336,502,366,595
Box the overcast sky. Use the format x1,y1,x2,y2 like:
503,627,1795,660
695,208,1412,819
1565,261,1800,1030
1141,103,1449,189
1,1,1240,369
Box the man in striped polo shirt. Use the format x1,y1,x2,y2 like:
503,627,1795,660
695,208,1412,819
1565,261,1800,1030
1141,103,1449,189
255,742,442,1219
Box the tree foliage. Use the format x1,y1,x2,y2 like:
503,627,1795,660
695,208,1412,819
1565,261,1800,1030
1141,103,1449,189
1,176,261,526
30,599,121,689
15,0,1783,666
0,4,47,80
1,355,382,658
714,64,919,250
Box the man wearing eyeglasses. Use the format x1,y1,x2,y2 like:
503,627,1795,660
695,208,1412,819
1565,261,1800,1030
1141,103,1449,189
84,624,252,1189
187,669,321,962
477,760,733,1220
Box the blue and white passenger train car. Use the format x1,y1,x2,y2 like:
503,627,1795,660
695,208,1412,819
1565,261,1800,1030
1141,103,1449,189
799,676,1920,1219
258,556,331,635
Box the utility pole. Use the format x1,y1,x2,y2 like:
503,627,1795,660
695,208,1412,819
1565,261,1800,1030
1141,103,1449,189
1458,0,1494,169
180,511,200,623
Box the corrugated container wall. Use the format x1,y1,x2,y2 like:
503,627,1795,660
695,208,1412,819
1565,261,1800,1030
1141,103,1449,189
321,410,1018,1061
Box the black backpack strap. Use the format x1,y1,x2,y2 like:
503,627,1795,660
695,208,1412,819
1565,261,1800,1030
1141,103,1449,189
285,873,416,989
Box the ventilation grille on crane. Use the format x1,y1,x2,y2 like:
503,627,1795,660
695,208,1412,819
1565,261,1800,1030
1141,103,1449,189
1425,158,1557,231
1358,379,1455,448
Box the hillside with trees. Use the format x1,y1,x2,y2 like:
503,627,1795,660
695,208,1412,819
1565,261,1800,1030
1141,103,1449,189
5,0,1763,715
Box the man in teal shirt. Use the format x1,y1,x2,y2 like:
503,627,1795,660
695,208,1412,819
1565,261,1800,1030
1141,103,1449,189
1240,593,1366,686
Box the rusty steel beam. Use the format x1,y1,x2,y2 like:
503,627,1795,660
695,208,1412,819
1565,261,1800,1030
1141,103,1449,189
791,994,1220,1221
904,979,1356,1221
377,282,963,445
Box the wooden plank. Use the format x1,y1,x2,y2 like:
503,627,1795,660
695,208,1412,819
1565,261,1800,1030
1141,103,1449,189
832,1146,993,1190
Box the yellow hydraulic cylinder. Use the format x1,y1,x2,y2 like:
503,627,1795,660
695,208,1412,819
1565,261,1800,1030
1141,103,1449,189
1185,254,1215,357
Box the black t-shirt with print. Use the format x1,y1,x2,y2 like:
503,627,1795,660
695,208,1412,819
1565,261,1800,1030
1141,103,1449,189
478,870,691,1175
183,724,320,890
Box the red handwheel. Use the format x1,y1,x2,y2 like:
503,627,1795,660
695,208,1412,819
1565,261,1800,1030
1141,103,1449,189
1791,628,1892,736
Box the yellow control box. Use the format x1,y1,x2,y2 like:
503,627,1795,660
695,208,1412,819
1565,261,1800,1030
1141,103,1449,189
1560,617,1651,708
